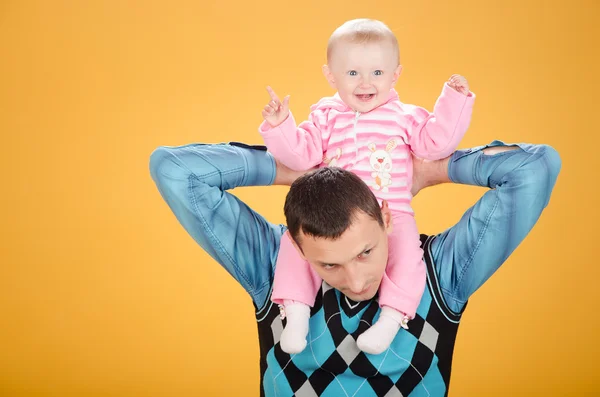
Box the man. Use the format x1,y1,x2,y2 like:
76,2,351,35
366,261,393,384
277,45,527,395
149,140,560,396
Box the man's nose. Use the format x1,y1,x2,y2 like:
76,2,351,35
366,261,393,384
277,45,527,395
345,264,367,293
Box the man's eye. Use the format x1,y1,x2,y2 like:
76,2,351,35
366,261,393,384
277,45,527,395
323,264,336,269
359,249,372,258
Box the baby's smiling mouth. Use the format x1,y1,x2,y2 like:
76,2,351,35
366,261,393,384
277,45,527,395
355,94,375,101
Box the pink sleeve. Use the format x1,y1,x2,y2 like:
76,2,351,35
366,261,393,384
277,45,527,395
405,83,476,160
259,108,327,171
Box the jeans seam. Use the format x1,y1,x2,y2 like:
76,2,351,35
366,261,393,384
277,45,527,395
441,287,466,309
473,150,485,186
237,146,250,186
254,280,273,311
454,191,501,299
187,174,256,298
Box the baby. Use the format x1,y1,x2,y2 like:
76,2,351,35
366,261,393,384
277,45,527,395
259,18,475,355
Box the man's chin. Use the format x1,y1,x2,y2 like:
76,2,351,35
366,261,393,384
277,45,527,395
344,289,377,302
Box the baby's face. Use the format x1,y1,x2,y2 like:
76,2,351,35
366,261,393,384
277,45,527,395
326,40,401,113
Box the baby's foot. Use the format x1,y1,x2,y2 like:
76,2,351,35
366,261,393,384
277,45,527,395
279,303,311,354
357,307,408,355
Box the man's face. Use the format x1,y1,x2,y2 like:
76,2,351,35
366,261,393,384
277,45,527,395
294,208,392,301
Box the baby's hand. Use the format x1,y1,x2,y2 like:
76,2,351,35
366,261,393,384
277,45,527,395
447,74,469,96
262,86,290,128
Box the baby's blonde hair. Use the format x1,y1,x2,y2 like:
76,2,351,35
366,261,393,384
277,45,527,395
327,19,399,64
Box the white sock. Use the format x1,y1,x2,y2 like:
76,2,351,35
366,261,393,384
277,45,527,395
279,302,311,354
356,307,408,355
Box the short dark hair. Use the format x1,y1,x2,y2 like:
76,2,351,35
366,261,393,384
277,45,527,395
284,167,384,246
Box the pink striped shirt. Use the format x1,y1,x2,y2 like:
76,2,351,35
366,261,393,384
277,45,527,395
259,84,475,213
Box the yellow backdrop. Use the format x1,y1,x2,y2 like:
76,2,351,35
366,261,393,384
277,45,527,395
1,0,598,396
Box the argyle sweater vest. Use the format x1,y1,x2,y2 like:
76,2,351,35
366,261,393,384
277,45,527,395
254,235,467,397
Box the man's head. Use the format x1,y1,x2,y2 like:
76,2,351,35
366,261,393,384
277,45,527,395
323,19,402,113
284,167,393,301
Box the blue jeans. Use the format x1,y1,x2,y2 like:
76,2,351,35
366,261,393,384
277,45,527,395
149,141,561,313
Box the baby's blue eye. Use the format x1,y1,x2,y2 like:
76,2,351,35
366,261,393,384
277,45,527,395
373,70,382,76
348,70,357,76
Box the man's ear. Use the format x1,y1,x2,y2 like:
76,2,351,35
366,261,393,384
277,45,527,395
381,200,393,235
287,231,307,260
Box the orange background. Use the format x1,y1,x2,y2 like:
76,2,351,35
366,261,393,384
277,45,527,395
1,1,598,396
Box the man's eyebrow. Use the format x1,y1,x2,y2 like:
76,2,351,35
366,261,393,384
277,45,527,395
317,261,335,267
317,243,375,267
